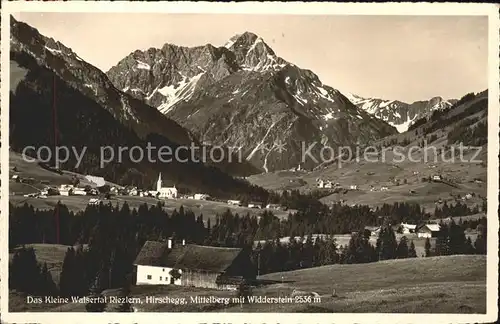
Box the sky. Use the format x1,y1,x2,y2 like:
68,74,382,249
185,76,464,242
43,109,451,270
13,12,488,103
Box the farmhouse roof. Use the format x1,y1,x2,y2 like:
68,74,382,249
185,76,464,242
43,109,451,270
401,223,417,230
134,241,243,273
418,224,441,232
133,241,168,266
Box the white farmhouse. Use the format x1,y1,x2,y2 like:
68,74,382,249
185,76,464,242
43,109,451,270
432,175,442,181
400,223,417,234
88,198,100,206
72,188,87,196
417,224,441,238
156,173,178,199
128,187,138,196
227,200,242,206
134,239,253,290
248,202,263,209
317,179,325,188
59,184,74,196
265,203,282,210
194,193,209,200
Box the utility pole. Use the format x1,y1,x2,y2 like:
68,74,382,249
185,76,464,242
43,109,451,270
257,248,261,277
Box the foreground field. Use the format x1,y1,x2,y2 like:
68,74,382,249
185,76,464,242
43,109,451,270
9,255,486,313
251,255,486,313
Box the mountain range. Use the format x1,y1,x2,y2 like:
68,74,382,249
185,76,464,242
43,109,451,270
9,17,484,197
344,93,457,133
106,31,397,172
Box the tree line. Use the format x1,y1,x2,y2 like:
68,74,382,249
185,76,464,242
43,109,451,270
9,197,487,294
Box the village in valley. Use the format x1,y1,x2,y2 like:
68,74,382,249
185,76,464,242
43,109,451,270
7,145,488,313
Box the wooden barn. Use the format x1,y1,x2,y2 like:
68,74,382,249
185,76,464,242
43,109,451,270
416,224,441,238
133,239,256,291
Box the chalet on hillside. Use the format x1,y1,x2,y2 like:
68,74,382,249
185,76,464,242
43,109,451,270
432,175,442,182
133,239,256,291
194,193,210,200
400,223,417,234
416,224,441,238
248,202,263,209
227,199,242,206
265,203,282,210
364,226,381,236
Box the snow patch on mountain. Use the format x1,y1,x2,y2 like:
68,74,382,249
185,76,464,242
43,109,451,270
157,72,205,114
315,85,336,103
395,115,418,133
379,100,395,108
44,45,62,55
246,118,281,162
224,39,235,49
136,60,151,70
323,112,336,121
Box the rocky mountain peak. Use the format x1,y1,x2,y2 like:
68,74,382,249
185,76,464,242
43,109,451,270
223,32,279,70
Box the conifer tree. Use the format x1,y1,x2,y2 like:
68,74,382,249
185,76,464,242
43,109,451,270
396,236,409,259
9,246,43,294
376,226,398,260
116,274,133,312
59,247,76,297
86,269,106,312
408,240,417,258
424,238,431,257
464,237,475,254
448,220,467,254
39,262,57,296
474,223,487,254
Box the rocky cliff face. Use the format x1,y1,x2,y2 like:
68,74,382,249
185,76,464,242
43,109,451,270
107,32,397,172
10,16,196,147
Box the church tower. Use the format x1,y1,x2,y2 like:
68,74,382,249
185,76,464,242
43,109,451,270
156,172,162,191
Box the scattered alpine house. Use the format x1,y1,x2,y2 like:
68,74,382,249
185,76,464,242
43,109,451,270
133,238,256,290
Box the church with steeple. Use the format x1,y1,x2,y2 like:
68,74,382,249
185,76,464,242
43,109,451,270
155,173,178,199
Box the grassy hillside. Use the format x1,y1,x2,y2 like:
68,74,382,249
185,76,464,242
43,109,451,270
248,255,487,313
247,93,487,213
248,157,486,213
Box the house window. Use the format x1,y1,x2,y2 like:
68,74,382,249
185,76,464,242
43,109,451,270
147,275,152,280
160,276,162,281
163,269,165,272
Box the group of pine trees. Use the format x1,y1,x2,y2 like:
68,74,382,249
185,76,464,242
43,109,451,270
425,218,487,257
9,246,57,296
